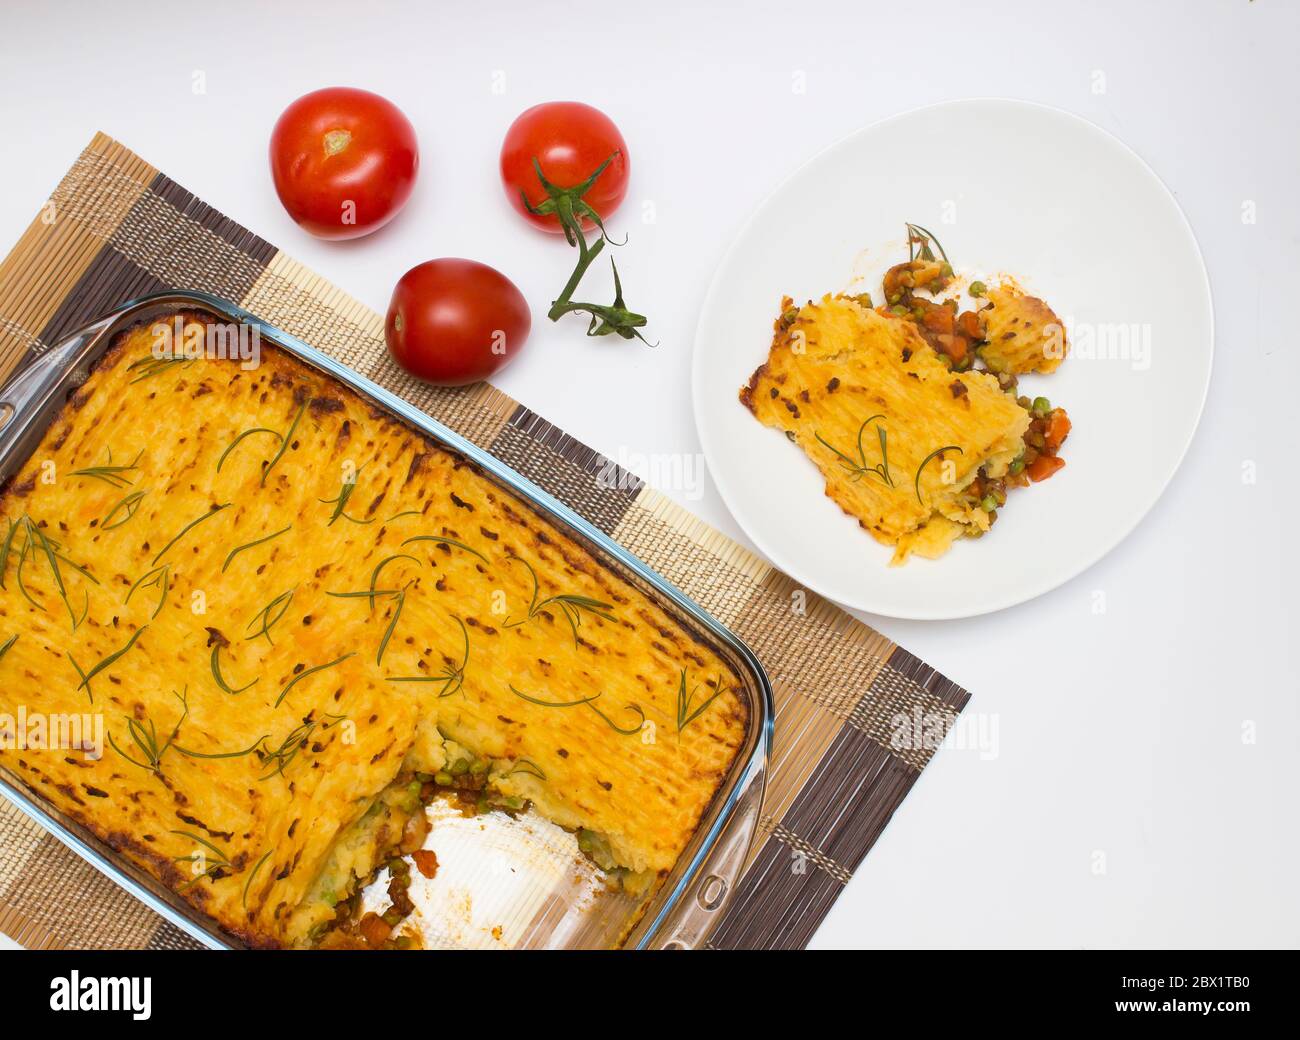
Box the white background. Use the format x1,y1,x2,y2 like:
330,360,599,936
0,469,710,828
0,0,1295,949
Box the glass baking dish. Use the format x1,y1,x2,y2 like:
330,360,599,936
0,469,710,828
0,290,773,950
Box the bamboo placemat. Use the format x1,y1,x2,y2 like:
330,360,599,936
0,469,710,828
0,133,970,950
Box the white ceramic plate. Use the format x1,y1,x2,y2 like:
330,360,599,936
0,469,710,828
693,99,1212,620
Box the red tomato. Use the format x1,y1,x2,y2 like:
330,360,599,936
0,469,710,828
385,259,531,386
500,102,630,233
270,87,418,240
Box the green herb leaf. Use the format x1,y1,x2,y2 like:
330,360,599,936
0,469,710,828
274,654,355,708
245,588,295,645
401,534,488,564
71,448,143,489
125,564,171,620
260,401,307,487
217,426,282,473
210,643,259,695
914,445,964,504
102,489,149,530
222,525,291,573
152,502,231,565
69,625,148,702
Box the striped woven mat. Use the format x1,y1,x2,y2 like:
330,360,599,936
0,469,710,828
0,132,969,950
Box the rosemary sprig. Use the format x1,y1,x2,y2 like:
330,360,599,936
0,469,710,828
375,584,412,666
105,687,188,772
508,684,600,709
222,525,291,573
67,624,148,702
328,570,414,666
257,713,347,779
127,353,195,384
245,588,295,645
274,654,355,708
6,516,95,630
906,223,949,264
102,489,149,530
676,669,724,735
384,509,422,523
506,758,547,781
217,426,282,473
386,616,469,697
367,554,420,608
125,564,171,620
914,445,964,504
260,400,307,487
152,502,231,565
70,448,143,489
587,701,646,735
815,415,894,487
320,471,374,527
502,554,615,645
171,829,234,891
0,634,17,662
243,849,273,909
401,534,488,564
509,684,644,735
172,735,267,760
0,518,19,586
211,643,258,695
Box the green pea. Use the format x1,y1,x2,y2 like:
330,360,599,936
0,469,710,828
470,758,489,775
980,495,998,512
1009,456,1026,476
940,262,953,277
450,757,470,776
969,280,987,297
1032,396,1052,417
434,770,453,786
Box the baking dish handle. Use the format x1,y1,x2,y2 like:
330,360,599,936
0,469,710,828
652,757,768,950
0,315,116,460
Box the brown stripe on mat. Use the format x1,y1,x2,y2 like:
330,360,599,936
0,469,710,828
148,173,278,266
0,133,976,951
36,246,168,347
704,835,847,950
488,409,643,535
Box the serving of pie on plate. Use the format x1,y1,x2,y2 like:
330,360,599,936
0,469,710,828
740,227,1072,564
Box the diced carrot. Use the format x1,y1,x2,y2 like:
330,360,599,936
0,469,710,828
1044,410,1072,451
957,311,983,340
1026,454,1065,482
358,912,392,947
922,305,954,335
412,849,440,880
946,336,969,364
